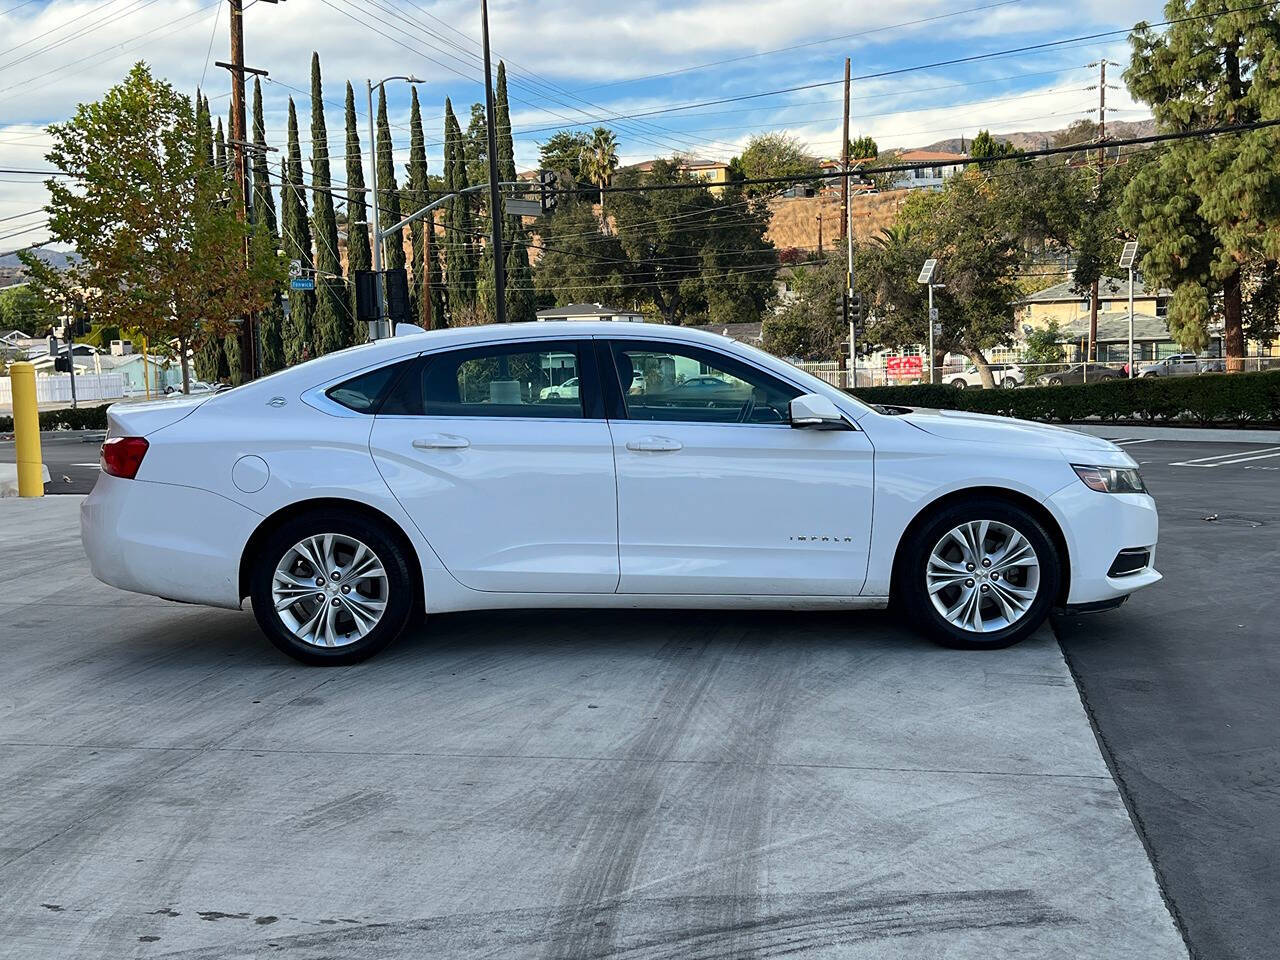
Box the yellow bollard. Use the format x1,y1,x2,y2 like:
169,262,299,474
10,362,44,498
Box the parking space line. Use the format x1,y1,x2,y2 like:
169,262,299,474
1209,451,1280,466
1169,445,1280,467
1114,439,1160,446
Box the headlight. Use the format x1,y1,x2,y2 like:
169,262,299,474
1072,464,1147,494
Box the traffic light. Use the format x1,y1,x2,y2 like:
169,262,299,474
849,293,864,327
538,169,558,215
354,270,378,323
384,268,411,324
54,348,71,373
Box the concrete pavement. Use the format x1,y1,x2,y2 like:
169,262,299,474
0,496,1183,959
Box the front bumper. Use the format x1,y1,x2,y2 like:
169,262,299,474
1046,482,1161,605
81,475,262,609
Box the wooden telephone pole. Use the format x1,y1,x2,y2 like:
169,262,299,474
217,0,281,381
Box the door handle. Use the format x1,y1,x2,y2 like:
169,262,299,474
626,436,682,452
413,434,470,450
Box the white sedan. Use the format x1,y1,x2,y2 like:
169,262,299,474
82,322,1160,665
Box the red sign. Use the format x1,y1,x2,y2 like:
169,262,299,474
886,355,923,381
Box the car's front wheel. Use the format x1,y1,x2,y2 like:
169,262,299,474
951,379,967,389
250,511,415,665
899,498,1061,650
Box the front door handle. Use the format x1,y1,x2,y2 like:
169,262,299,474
626,436,682,452
413,434,470,450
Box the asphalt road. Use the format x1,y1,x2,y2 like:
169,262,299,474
1054,437,1280,960
0,429,107,494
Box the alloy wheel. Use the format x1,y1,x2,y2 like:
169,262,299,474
926,520,1041,634
271,534,389,648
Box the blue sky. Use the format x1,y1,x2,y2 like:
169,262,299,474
0,0,1165,251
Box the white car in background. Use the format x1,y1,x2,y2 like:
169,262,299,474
82,322,1159,665
538,376,579,400
942,363,1024,389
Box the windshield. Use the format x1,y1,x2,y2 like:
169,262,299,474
732,339,876,417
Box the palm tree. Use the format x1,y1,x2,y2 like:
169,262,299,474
579,126,619,230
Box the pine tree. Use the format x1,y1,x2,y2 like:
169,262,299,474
309,52,348,355
281,100,315,364
192,87,229,382
495,61,533,322
252,77,285,373
443,98,477,312
196,90,214,169
376,87,405,275
1120,1,1280,367
344,81,372,343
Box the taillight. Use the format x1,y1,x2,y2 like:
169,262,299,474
101,436,149,479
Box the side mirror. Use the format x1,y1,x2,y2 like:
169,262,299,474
789,393,849,430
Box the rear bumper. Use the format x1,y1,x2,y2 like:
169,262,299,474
1047,483,1162,605
81,475,261,609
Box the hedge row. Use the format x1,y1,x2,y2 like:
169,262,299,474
0,403,111,434
847,370,1280,426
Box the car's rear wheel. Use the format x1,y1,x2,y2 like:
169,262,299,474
250,511,415,665
899,498,1060,650
951,379,967,389
1001,377,1018,388
1048,376,1064,386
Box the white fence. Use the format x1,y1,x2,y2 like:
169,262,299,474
0,373,125,407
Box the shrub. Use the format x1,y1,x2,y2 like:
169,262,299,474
847,371,1280,426
0,403,111,434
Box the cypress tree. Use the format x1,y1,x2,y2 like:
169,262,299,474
309,53,348,355
282,100,315,364
406,88,444,328
214,118,227,175
376,87,405,276
344,82,372,343
495,61,533,322
192,89,228,381
443,98,476,313
252,77,285,373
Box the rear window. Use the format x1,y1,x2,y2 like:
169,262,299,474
326,361,410,413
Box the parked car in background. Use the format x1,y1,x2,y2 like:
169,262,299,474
943,363,1024,389
81,322,1159,666
1035,364,1124,386
539,377,579,400
1138,354,1209,378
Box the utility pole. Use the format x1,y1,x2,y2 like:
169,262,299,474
841,56,851,384
816,214,823,257
481,0,507,323
217,0,281,381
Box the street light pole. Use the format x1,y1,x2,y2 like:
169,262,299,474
366,75,422,340
1128,266,1135,378
927,283,935,386
480,0,507,324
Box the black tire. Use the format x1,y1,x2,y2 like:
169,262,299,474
1001,377,1018,389
250,510,416,665
951,379,967,389
897,497,1061,650
1048,376,1064,386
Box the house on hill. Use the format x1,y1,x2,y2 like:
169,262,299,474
891,150,965,191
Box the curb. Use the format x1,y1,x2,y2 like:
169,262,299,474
1066,424,1280,444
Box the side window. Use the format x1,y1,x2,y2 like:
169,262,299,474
607,341,800,424
383,342,587,418
326,360,413,414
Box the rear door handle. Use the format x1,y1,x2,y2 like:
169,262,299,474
413,434,470,450
626,436,682,452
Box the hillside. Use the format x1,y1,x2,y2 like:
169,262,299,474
918,118,1156,155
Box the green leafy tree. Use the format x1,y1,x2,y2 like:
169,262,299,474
309,53,348,355
214,117,226,173
1120,0,1280,368
848,134,878,160
537,129,591,180
732,131,820,196
762,256,848,359
968,129,1022,165
0,283,56,334
280,102,315,365
343,82,372,343
20,63,281,392
1022,319,1065,380
533,200,630,307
